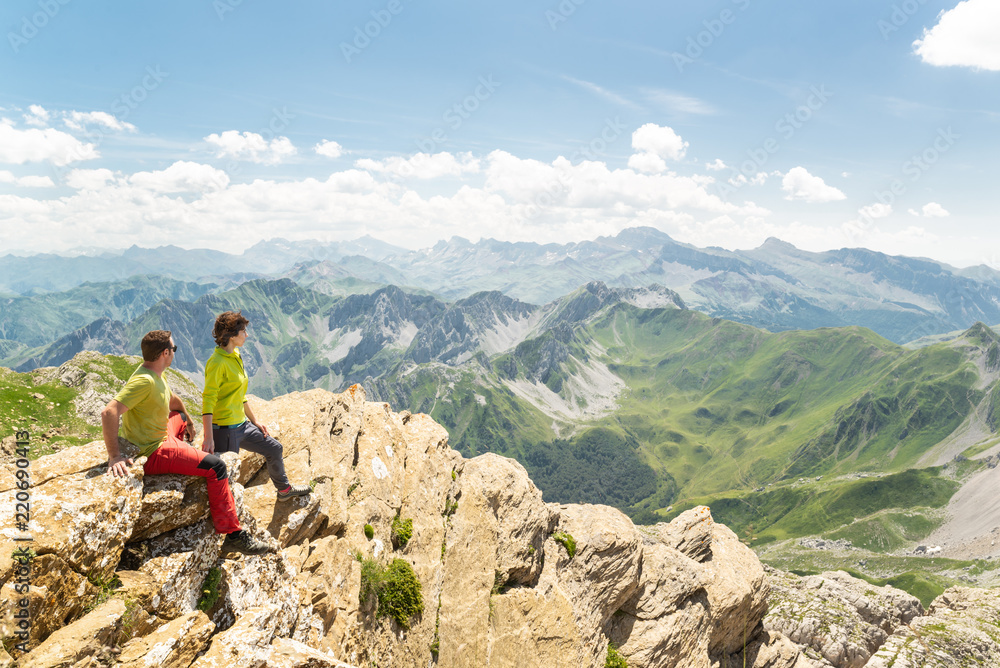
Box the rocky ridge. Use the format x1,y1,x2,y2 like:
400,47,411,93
1,385,812,668
1,386,999,667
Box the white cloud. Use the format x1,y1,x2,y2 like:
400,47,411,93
729,171,778,187
204,130,297,164
24,105,50,127
0,121,99,166
14,175,55,188
65,111,137,133
129,161,230,193
1,145,780,256
355,152,481,179
859,203,892,219
66,168,117,190
315,140,344,159
627,152,667,174
922,202,950,217
483,150,765,217
909,202,951,218
914,0,1000,71
631,123,688,161
706,159,728,171
781,167,846,203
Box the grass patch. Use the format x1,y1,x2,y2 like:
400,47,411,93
356,553,424,629
605,642,628,668
884,572,944,608
85,572,123,612
553,531,577,558
197,567,223,612
826,510,942,552
391,516,413,549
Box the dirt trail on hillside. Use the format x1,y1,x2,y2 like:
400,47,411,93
925,466,1000,560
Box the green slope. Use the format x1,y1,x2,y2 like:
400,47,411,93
378,302,997,530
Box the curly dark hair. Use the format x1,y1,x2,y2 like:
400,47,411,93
213,311,249,347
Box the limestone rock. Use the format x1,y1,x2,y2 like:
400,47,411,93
651,505,714,562
243,481,326,549
716,628,818,668
137,516,225,620
532,503,643,667
116,610,215,668
865,587,1000,667
210,551,301,637
191,604,291,668
703,521,769,658
297,535,361,654
462,453,554,586
131,451,247,542
246,387,367,536
2,383,834,668
114,570,165,615
765,569,922,668
1,461,143,580
29,438,138,488
263,637,358,667
19,598,125,668
604,542,712,667
0,553,96,652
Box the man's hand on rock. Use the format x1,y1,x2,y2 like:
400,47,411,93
108,455,133,477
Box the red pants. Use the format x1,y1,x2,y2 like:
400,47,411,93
143,412,240,534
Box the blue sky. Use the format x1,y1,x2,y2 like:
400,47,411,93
1,0,998,268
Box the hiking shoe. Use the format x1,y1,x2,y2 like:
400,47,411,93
222,530,272,556
277,483,311,502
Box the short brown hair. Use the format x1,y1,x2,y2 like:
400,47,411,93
213,311,249,347
140,330,173,362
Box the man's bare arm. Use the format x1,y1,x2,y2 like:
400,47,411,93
101,399,132,477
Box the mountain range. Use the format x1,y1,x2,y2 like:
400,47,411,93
4,270,999,526
4,227,1000,345
4,229,1000,529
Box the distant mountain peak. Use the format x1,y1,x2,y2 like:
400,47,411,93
599,226,674,249
959,321,1000,348
759,237,797,250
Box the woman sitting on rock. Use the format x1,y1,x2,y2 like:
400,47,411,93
201,310,311,502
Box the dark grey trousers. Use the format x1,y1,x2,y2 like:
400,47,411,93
212,421,290,490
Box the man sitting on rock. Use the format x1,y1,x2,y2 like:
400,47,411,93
102,329,272,556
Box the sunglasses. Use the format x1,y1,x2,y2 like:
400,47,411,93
168,345,178,353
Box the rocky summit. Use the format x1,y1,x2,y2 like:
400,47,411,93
1,387,998,667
